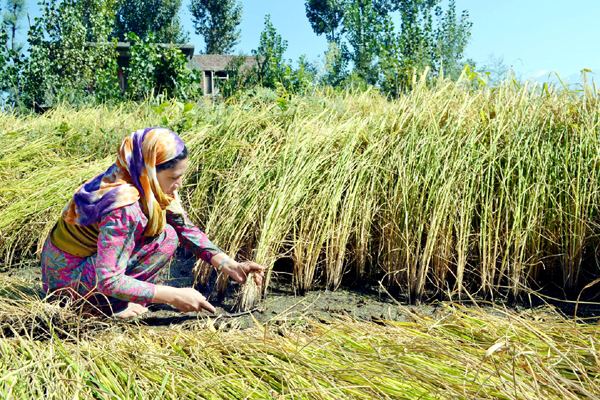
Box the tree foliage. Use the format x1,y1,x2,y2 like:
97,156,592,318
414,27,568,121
391,0,471,78
113,0,187,43
0,0,203,110
219,15,316,98
189,0,242,54
304,0,345,43
305,0,472,93
2,0,25,52
321,41,347,86
253,15,288,89
12,0,119,108
126,33,201,101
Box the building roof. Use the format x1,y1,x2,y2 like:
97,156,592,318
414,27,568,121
113,42,195,59
86,42,196,61
190,54,257,71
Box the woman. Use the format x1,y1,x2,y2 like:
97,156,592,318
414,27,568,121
41,127,264,318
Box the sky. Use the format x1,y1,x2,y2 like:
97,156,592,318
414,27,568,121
15,1,600,83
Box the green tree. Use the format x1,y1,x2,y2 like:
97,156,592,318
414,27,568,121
0,20,8,96
126,33,201,101
189,0,242,54
341,0,388,84
306,0,390,85
2,0,25,52
114,0,187,43
305,0,472,93
290,55,317,93
321,41,347,86
18,0,119,108
391,0,471,79
304,0,344,43
253,15,288,89
431,0,471,78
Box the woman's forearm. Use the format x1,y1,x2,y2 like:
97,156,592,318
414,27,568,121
210,252,238,272
151,284,216,313
151,284,179,304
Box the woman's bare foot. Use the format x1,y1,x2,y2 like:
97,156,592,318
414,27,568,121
114,302,149,319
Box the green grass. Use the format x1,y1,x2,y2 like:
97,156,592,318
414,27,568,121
1,81,599,301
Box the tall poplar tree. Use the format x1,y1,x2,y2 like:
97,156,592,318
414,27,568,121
2,0,25,52
114,0,187,43
189,0,242,54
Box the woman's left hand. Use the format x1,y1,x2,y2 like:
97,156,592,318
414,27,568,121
224,261,265,287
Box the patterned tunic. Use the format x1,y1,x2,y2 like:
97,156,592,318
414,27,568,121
41,201,222,304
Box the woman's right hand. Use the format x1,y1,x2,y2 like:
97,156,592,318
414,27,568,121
153,285,216,313
171,287,216,313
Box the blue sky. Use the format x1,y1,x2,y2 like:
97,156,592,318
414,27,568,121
16,1,600,83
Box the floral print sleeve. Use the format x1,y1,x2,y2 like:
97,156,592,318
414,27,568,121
166,210,223,265
94,206,156,303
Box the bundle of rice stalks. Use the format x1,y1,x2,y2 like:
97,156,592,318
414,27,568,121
234,272,261,312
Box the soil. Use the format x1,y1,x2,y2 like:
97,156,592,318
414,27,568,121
138,254,434,329
5,254,599,330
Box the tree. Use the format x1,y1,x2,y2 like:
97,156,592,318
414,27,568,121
125,33,201,101
305,0,392,85
305,0,344,43
18,0,119,108
253,15,288,89
391,0,471,79
290,55,318,93
341,0,388,84
321,40,347,86
433,0,472,78
0,19,8,96
305,0,472,93
113,0,187,43
0,1,24,106
2,0,25,52
189,0,242,54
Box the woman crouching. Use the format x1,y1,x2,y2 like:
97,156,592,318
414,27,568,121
41,127,264,318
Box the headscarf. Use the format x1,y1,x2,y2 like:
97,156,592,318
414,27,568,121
62,127,186,237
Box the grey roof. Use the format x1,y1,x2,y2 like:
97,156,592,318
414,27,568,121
190,54,257,71
104,42,195,59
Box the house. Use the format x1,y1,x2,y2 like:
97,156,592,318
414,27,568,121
112,43,256,96
189,55,257,96
114,42,195,92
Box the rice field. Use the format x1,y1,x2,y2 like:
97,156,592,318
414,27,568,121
0,80,599,398
1,80,599,301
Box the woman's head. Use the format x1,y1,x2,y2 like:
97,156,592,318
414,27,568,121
156,145,188,195
117,127,188,234
64,127,189,236
117,127,186,196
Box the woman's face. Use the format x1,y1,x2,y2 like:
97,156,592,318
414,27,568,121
157,158,188,195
